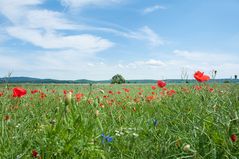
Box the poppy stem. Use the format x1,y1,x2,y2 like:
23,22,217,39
86,83,93,102
97,118,104,132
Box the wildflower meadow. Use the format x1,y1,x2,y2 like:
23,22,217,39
0,71,239,158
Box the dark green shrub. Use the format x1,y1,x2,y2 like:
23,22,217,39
111,74,125,84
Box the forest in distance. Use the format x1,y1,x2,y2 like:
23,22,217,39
0,76,238,84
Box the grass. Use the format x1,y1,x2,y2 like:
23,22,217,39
0,83,239,158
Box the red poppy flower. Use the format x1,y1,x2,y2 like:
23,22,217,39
194,85,202,90
75,93,84,102
32,149,38,158
231,134,237,142
40,92,46,99
151,86,156,90
117,91,121,94
31,90,39,94
157,80,166,88
208,88,214,92
13,87,27,97
146,95,155,102
0,92,3,97
194,71,210,82
167,89,176,96
123,88,130,93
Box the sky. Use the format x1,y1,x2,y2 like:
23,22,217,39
0,0,238,80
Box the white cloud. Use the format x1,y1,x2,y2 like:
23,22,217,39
87,63,95,67
144,59,166,66
0,54,26,70
0,0,164,53
143,4,166,14
0,0,44,24
26,10,75,30
126,59,166,68
0,1,75,30
117,64,124,68
173,49,238,63
0,49,238,80
77,25,165,47
7,26,114,52
112,50,239,79
0,0,114,53
60,0,121,8
122,26,164,47
139,26,164,46
171,50,239,78
0,29,8,44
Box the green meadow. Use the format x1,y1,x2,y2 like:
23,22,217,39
0,83,239,158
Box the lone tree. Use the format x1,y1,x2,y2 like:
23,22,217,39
111,74,125,84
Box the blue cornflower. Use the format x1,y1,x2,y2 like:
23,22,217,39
101,133,113,144
153,119,158,127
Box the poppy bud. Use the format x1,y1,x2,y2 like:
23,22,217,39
183,144,191,152
32,149,38,158
99,89,105,94
231,134,237,142
4,115,11,121
65,92,72,105
95,110,100,117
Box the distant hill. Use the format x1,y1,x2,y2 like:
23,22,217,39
0,77,238,84
0,77,91,84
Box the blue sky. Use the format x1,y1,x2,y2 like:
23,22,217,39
0,0,238,80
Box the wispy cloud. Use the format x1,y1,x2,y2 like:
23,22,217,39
113,50,239,79
125,59,166,68
26,10,75,30
60,0,121,8
0,29,8,44
0,49,238,80
0,0,164,52
143,4,166,14
1,1,237,80
0,0,114,53
173,50,238,64
0,0,44,23
7,27,114,52
0,54,26,70
139,26,165,46
122,26,165,47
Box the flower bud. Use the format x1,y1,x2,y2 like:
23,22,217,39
65,92,72,105
99,89,105,94
231,134,237,142
183,144,191,152
95,110,100,117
